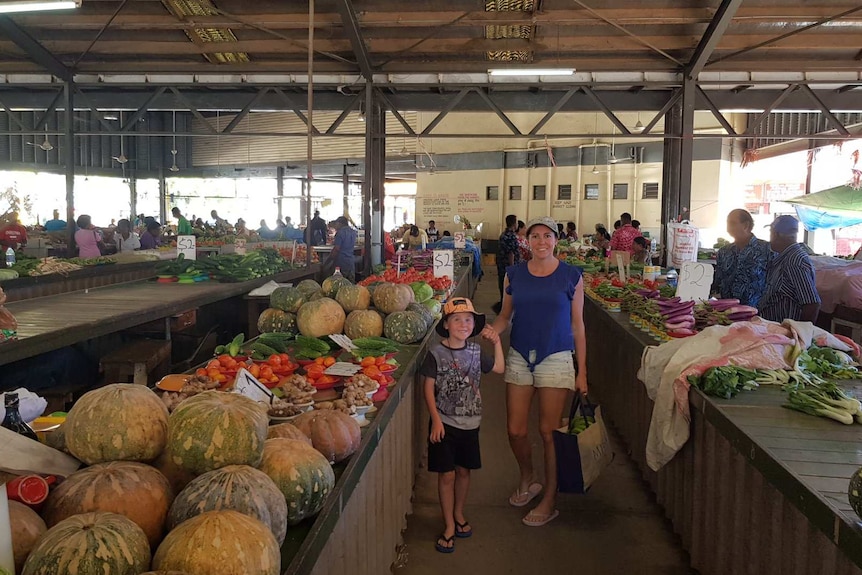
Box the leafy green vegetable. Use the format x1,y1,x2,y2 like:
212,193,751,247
687,365,760,399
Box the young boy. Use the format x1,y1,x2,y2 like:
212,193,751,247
420,297,505,553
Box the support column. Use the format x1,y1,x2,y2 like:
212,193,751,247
158,168,167,225
364,81,385,272
342,163,350,217
276,166,284,221
678,77,696,215
63,81,75,254
660,102,682,264
129,176,138,224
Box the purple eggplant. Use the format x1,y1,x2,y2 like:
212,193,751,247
724,305,757,316
668,328,698,337
666,319,696,331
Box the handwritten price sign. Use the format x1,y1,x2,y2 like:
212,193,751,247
433,249,454,279
454,232,466,248
177,235,196,260
232,368,274,404
678,261,714,302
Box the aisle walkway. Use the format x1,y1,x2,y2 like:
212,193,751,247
395,268,695,575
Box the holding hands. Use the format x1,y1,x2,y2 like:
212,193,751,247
480,325,500,345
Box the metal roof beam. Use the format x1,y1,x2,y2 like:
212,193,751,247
333,0,374,80
475,88,522,136
695,86,736,136
222,87,273,134
798,84,850,136
0,16,71,82
420,88,470,135
581,87,631,134
686,0,743,78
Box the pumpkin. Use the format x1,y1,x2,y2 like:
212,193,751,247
22,512,150,575
153,510,279,575
257,308,297,334
167,390,269,475
44,423,68,453
384,310,428,344
296,297,346,338
343,309,384,339
9,500,46,575
152,449,197,495
291,410,361,464
410,281,434,303
296,279,321,295
849,466,862,518
259,439,335,526
321,274,352,298
306,290,327,301
267,422,312,445
168,465,288,545
335,284,371,312
269,286,305,313
372,282,414,314
43,461,173,549
407,302,436,332
65,383,168,465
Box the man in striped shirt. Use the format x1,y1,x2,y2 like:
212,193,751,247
759,216,821,323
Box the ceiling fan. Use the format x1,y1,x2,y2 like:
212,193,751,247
112,111,129,165
169,111,179,173
27,126,53,152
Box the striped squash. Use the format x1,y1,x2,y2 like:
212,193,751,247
167,390,269,475
259,438,335,526
167,465,288,545
65,383,169,465
153,510,279,575
22,512,151,575
43,461,173,549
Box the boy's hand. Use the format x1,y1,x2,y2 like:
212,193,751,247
430,420,445,443
480,325,499,344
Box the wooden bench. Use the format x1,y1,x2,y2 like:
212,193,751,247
101,339,172,386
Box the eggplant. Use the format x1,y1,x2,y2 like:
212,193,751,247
666,319,696,331
668,328,698,337
663,311,695,324
724,305,758,316
708,298,739,307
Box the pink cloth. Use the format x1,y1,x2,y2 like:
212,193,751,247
609,224,642,253
74,228,101,258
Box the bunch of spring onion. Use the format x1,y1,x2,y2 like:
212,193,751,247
693,299,759,330
784,381,862,425
656,297,697,337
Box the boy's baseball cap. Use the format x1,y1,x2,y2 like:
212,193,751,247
436,297,486,338
526,216,558,236
766,215,799,235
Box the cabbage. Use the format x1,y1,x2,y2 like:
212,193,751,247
422,298,442,317
410,281,434,303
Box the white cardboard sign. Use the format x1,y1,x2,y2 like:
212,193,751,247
677,261,714,302
234,238,247,256
324,362,363,377
177,235,196,260
454,232,466,248
233,368,274,403
433,249,455,279
328,333,357,351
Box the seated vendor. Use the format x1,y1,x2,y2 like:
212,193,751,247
140,221,162,250
631,236,652,265
759,216,821,323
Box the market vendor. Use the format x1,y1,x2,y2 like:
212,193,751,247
325,216,357,281
711,209,771,308
308,210,328,246
44,209,66,232
0,212,27,252
115,219,141,252
172,207,193,235
235,218,251,238
426,220,440,243
403,225,429,250
140,220,162,250
759,215,821,323
631,236,652,265
609,213,642,252
593,224,611,253
210,210,230,232
74,215,103,258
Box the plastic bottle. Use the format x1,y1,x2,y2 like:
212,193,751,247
1,392,38,441
5,247,15,267
666,268,678,289
332,266,343,280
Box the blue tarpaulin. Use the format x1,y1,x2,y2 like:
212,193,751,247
785,185,862,230
793,205,862,231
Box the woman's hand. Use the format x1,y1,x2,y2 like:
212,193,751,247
575,371,588,395
430,420,445,443
480,325,499,344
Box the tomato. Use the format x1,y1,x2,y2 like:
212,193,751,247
217,354,233,363
363,365,381,378
375,356,386,365
195,368,208,377
279,353,291,364
268,354,282,365
323,356,336,367
207,368,222,379
314,357,326,366
306,364,325,377
206,360,220,369
249,364,261,378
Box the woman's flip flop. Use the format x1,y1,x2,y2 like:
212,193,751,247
435,534,455,553
508,482,542,507
522,509,559,527
455,521,472,538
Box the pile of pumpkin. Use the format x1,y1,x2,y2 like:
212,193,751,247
258,274,443,345
9,383,361,575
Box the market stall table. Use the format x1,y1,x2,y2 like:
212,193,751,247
584,297,862,575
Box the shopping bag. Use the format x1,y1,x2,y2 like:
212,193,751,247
665,221,699,268
553,394,612,493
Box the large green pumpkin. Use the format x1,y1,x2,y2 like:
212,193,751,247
384,310,428,344
153,510,279,575
407,302,435,332
168,465,288,545
343,309,384,339
65,383,169,465
321,274,352,298
372,282,414,314
22,512,151,575
335,284,371,312
296,297,346,338
257,308,297,334
43,461,173,549
295,279,321,295
849,466,862,518
167,391,269,475
259,438,335,526
269,286,305,313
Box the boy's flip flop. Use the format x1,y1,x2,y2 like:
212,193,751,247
455,521,472,538
435,534,455,553
522,509,559,527
508,482,542,507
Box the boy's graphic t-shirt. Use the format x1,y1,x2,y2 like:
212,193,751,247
420,341,495,430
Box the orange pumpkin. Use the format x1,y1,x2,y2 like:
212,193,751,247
291,410,361,464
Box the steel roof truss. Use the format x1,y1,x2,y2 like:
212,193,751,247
642,89,682,135
33,90,62,131
333,0,374,79
121,86,168,133
272,87,320,135
222,87,272,134
420,88,471,136
581,86,631,134
324,92,362,135
695,86,736,136
798,84,850,137
374,88,415,136
750,85,799,132
686,0,743,79
529,88,577,135
169,87,217,134
475,88,522,136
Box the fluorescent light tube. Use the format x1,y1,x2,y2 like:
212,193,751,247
488,68,575,76
0,0,80,14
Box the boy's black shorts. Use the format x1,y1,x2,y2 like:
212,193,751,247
427,421,481,472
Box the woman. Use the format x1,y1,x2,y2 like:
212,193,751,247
115,219,140,252
565,221,578,241
403,225,429,250
631,236,652,265
490,216,588,528
140,221,162,250
74,215,103,258
593,224,611,253
516,220,530,262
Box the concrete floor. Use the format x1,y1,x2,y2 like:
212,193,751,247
395,268,696,575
